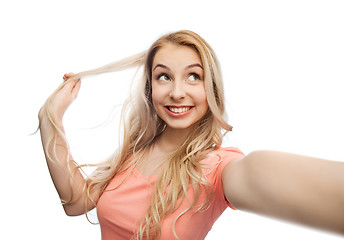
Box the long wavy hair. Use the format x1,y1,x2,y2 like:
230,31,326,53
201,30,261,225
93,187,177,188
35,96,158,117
41,30,232,239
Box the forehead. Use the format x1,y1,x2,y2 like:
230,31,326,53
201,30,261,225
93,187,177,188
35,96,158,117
152,44,202,69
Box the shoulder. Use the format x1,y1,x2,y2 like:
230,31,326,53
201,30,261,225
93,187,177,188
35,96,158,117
199,147,244,209
201,147,245,179
201,147,245,169
212,147,245,160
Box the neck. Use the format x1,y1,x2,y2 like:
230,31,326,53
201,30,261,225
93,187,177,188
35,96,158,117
155,126,195,153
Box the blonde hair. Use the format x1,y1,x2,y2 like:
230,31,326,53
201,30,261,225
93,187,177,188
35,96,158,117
41,30,232,239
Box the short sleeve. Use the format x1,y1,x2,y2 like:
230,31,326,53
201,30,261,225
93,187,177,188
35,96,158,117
203,147,245,210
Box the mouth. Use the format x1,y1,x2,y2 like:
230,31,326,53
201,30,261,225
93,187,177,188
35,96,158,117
167,106,192,113
164,106,194,116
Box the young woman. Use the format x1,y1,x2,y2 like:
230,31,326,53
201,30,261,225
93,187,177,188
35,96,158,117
38,30,344,240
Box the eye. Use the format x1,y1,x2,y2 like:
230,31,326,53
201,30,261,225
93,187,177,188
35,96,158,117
157,73,170,81
187,73,200,82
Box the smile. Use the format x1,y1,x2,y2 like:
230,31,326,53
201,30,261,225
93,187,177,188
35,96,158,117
164,106,194,117
168,106,191,113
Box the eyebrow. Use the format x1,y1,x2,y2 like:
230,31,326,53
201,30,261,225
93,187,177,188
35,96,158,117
153,63,203,71
186,63,203,70
153,64,169,71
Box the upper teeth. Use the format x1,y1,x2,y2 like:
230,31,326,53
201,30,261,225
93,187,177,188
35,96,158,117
169,107,191,113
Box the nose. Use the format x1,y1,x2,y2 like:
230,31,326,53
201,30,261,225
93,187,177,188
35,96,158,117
169,81,186,101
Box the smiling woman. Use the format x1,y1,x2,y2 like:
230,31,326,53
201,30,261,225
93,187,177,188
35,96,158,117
38,30,344,240
151,43,208,132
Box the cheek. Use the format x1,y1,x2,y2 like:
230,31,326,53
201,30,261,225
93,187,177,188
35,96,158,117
197,89,209,116
151,85,163,110
195,86,208,107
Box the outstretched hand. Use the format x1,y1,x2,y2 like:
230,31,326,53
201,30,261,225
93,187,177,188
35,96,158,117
39,73,81,124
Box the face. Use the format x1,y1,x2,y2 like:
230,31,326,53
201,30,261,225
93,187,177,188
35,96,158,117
151,43,208,132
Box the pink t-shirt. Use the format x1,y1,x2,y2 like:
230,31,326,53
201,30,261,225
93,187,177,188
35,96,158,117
97,147,244,240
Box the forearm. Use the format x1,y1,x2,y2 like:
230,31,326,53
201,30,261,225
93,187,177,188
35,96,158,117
234,151,344,234
39,112,88,214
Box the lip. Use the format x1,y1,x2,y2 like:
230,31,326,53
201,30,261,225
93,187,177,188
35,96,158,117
164,105,194,117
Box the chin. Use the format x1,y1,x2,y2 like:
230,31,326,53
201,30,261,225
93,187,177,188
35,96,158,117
165,120,199,131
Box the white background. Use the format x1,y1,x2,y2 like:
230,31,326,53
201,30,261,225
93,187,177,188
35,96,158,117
1,0,344,239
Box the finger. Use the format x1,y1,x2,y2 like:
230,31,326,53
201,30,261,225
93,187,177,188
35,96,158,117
63,72,75,81
63,78,81,93
66,76,80,83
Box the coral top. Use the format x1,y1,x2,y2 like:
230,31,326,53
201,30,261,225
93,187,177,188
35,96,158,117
97,147,244,240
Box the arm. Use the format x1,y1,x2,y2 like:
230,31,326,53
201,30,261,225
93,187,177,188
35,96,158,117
39,73,100,216
222,150,344,234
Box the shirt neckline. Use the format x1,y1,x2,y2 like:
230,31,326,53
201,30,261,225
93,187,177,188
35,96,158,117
132,166,158,181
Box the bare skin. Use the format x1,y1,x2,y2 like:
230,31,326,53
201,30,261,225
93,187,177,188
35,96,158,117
222,150,344,234
39,73,99,216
